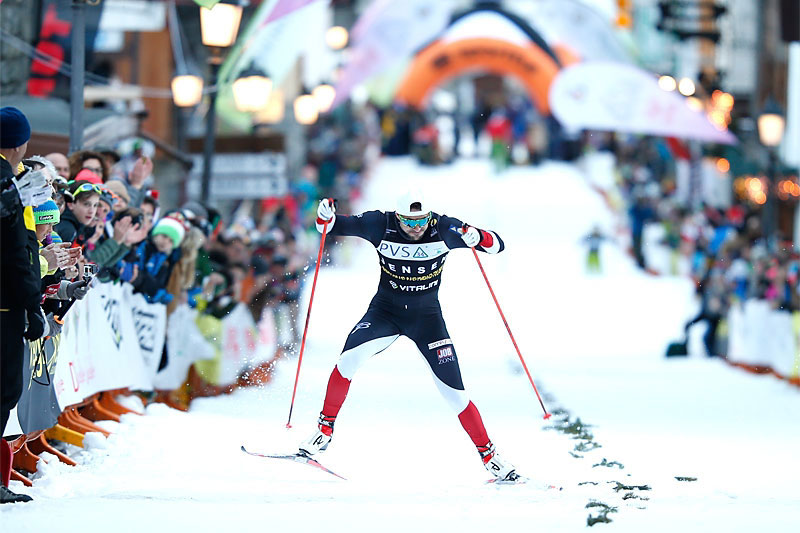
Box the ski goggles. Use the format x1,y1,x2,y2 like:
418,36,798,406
397,212,431,228
70,182,103,196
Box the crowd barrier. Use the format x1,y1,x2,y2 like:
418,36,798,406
4,280,281,486
726,302,800,382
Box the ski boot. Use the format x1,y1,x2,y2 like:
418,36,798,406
1,485,32,504
479,442,520,482
298,414,335,456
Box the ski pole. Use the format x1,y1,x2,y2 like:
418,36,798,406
470,247,551,420
286,204,332,428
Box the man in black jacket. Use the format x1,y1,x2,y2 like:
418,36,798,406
0,106,46,504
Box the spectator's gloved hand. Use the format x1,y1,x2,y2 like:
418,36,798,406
151,289,174,305
66,279,90,300
12,169,51,207
119,263,138,283
24,306,48,341
461,226,481,248
316,198,335,222
1,179,21,218
45,313,63,338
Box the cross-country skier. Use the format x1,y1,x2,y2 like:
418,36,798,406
299,189,520,481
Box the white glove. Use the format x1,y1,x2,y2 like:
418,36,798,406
317,198,335,222
461,226,481,247
12,169,51,207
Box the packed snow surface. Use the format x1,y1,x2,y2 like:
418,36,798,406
3,157,799,532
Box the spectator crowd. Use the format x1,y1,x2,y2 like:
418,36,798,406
0,104,378,503
608,135,799,358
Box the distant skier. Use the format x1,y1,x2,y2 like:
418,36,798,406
583,225,608,274
299,189,520,481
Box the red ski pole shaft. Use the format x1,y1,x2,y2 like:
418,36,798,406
471,248,551,419
286,218,330,428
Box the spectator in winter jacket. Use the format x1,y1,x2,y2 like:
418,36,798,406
34,200,90,320
0,106,43,504
86,187,116,248
33,200,79,278
90,207,145,282
120,215,185,303
54,180,101,248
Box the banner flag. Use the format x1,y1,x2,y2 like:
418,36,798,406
28,0,105,99
193,304,257,387
156,305,215,390
549,61,737,144
129,291,168,379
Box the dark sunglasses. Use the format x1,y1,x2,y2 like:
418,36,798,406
397,212,431,228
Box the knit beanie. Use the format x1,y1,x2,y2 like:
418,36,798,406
151,216,186,248
104,179,130,204
33,200,61,225
98,188,116,208
0,107,31,149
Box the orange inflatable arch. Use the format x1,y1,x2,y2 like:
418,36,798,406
394,3,565,115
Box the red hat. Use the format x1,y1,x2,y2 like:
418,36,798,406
75,168,103,185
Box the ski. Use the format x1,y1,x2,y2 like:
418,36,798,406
485,476,563,490
240,446,347,480
486,475,529,485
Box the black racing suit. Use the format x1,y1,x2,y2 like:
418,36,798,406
314,210,504,453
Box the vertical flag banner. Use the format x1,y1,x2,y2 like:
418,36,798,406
27,0,104,99
332,0,452,108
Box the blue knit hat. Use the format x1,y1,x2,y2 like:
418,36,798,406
33,200,61,225
0,107,32,149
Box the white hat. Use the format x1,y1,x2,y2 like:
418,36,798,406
396,186,429,217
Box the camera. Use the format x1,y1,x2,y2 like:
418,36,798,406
83,263,98,277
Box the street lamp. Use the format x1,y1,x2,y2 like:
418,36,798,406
199,0,244,205
200,2,243,48
312,83,336,114
325,26,349,50
757,99,786,148
758,98,786,249
294,94,319,125
232,63,272,112
171,74,204,107
255,89,285,124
